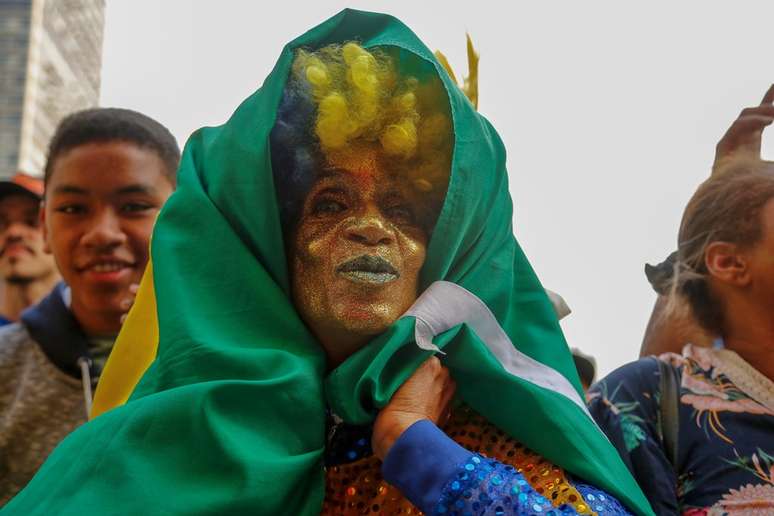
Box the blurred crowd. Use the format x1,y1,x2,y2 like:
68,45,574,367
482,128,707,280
0,29,772,515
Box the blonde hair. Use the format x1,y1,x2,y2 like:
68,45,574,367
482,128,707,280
669,166,774,334
291,43,452,197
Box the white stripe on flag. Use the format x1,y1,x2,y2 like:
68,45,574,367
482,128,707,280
402,281,592,417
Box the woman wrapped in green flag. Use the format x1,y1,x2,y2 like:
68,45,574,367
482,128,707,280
2,10,653,516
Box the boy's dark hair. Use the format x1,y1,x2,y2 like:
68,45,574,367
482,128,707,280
44,107,181,186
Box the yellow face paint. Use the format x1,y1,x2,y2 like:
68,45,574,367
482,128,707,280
290,145,427,368
284,43,455,367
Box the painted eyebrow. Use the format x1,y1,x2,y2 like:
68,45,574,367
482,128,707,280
317,169,347,181
310,186,347,197
310,170,349,191
378,184,405,198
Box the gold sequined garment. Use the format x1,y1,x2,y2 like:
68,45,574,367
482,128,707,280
322,405,597,515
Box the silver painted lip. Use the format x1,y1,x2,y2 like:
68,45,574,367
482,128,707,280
338,270,398,284
336,255,400,284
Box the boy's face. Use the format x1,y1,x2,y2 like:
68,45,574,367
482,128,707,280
43,141,174,333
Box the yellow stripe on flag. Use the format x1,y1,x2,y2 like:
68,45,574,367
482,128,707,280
90,261,159,419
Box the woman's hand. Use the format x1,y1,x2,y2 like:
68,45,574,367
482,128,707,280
372,356,456,460
713,84,774,175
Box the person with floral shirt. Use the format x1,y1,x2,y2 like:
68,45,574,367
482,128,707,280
589,166,774,514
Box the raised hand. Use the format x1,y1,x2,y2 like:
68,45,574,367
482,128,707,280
713,84,774,175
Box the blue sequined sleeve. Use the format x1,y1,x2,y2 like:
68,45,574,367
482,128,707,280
434,455,631,515
382,420,632,515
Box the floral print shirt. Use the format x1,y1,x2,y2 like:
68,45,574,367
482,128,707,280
587,344,774,515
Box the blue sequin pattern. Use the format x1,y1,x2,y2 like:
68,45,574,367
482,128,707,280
573,483,631,515
435,455,631,516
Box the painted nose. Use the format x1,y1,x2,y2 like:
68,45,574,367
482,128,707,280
345,212,394,246
81,209,127,249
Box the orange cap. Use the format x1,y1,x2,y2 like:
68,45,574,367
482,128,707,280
0,172,44,200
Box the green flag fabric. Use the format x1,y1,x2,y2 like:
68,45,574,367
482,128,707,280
2,9,653,516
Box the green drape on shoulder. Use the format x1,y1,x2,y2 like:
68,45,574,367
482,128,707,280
2,9,653,516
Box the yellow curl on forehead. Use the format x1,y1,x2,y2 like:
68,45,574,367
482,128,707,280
291,42,453,196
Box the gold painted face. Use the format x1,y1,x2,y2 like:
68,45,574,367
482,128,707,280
290,146,428,365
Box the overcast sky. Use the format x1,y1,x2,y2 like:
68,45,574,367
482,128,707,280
100,1,774,376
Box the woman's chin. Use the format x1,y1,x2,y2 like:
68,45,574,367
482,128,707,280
332,302,400,336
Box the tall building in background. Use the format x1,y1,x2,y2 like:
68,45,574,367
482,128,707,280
0,0,105,178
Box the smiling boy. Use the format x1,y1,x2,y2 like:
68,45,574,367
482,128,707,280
0,108,179,503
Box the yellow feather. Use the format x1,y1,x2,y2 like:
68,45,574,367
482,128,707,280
435,35,479,110
463,33,479,110
434,50,458,84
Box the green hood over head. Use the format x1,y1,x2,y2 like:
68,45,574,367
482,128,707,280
3,9,652,516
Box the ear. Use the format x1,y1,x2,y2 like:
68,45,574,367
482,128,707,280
39,201,52,254
705,241,750,287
